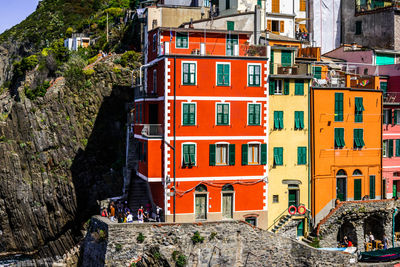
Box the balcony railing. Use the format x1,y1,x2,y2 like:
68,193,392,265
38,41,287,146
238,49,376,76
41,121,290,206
384,92,400,104
312,75,346,88
134,86,159,99
270,63,312,76
138,124,163,137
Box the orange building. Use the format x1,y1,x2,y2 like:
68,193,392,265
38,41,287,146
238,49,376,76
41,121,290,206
310,75,382,224
134,27,269,227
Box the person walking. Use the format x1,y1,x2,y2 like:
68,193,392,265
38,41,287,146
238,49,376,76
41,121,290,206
127,211,133,223
138,206,144,223
383,234,388,250
109,203,116,222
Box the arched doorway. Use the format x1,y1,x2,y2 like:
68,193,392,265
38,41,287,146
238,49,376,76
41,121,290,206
364,215,385,242
352,169,363,201
337,221,358,246
195,184,208,220
222,184,234,219
336,169,347,201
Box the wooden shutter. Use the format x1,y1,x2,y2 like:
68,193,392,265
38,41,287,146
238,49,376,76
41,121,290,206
223,64,230,85
183,145,189,165
280,21,285,33
189,144,195,165
255,104,260,125
369,175,375,199
269,80,275,95
272,0,280,13
217,64,223,85
209,144,216,166
248,104,254,125
389,139,394,158
267,20,272,31
297,147,301,164
227,21,234,31
397,139,400,156
279,111,284,129
300,0,306,11
295,80,304,95
354,179,362,200
340,128,345,147
299,111,304,129
284,80,290,95
394,110,398,125
274,111,279,129
189,104,195,125
241,144,248,165
261,144,267,165
223,104,229,125
229,144,235,165
183,104,189,125
295,111,300,129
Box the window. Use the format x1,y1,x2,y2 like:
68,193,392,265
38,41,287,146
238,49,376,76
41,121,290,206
300,0,306,11
226,0,230,9
217,63,230,86
216,103,229,125
370,175,375,199
270,50,274,74
313,66,322,79
355,21,362,35
226,34,238,56
353,129,365,149
245,216,257,226
281,51,292,67
355,97,364,122
381,81,388,93
334,128,345,148
396,140,400,157
274,111,284,130
241,143,267,165
335,93,344,122
353,169,362,176
383,109,391,125
396,110,400,125
269,80,284,95
383,140,388,157
209,144,235,166
152,33,157,52
176,32,188,48
153,69,157,92
182,103,195,126
248,64,261,86
389,139,394,158
195,185,207,220
136,103,143,123
248,104,261,125
182,62,196,85
294,80,304,95
294,111,304,130
257,0,262,7
182,144,196,167
271,20,280,32
273,195,279,203
273,147,283,166
284,80,290,95
227,21,234,31
137,141,147,161
297,147,307,165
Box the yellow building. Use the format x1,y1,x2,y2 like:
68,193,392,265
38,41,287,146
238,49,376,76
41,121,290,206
267,46,312,237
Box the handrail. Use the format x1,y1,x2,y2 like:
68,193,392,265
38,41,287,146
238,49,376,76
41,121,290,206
267,206,289,231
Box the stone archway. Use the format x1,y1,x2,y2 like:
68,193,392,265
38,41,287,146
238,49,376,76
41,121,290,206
364,215,385,241
337,221,358,246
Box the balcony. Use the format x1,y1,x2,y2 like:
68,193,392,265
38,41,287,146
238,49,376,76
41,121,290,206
134,86,159,99
270,63,312,77
384,92,400,105
136,124,163,138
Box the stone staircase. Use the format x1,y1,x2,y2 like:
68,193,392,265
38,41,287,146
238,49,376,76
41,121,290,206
271,214,292,233
128,175,154,214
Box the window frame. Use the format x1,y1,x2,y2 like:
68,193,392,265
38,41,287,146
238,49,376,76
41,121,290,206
226,34,238,56
334,128,345,149
294,111,304,130
216,102,230,126
383,139,388,157
194,186,208,220
182,61,197,85
247,63,262,87
353,128,365,149
248,103,262,126
355,97,364,123
182,142,197,167
248,142,261,165
275,79,283,94
216,62,231,86
215,142,229,166
182,102,196,126
273,147,283,166
335,92,344,122
175,32,189,49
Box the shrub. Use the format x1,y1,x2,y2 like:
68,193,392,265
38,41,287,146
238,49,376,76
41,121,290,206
25,81,51,100
191,231,204,245
112,67,121,74
83,69,95,76
21,55,39,72
209,232,217,240
115,243,122,251
88,55,99,65
176,254,187,267
62,54,86,90
104,7,124,17
66,27,74,38
99,229,107,241
120,51,141,68
137,232,145,243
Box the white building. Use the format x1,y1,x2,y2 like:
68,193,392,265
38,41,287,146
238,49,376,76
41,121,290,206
64,35,90,51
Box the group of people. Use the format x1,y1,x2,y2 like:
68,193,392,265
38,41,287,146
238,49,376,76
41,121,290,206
100,201,163,223
365,232,388,250
340,236,353,247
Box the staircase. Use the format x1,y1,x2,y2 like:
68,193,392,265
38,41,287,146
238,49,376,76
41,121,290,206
271,214,292,233
128,175,154,213
301,234,317,246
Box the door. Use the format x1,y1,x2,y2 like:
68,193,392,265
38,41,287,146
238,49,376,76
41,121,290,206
297,220,305,237
394,182,397,198
149,104,158,124
222,193,233,219
337,178,347,201
354,179,362,200
195,194,207,220
288,190,298,207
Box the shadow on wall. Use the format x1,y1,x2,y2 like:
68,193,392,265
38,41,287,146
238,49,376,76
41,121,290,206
364,215,385,241
337,221,358,246
70,85,133,225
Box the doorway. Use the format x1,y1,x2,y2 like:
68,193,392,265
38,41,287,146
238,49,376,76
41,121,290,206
336,170,347,201
222,184,234,219
149,104,158,124
297,220,305,237
195,185,207,220
288,189,299,207
354,179,362,200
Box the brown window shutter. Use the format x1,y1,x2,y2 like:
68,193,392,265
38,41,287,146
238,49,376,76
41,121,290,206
272,0,280,13
280,21,285,33
267,20,272,31
300,0,306,11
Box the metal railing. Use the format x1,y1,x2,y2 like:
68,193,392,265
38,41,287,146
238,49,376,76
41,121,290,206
270,63,312,76
267,203,308,232
384,92,400,104
134,86,159,99
312,75,346,88
140,124,162,137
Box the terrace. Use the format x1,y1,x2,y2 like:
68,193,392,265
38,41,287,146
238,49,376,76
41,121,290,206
356,0,400,13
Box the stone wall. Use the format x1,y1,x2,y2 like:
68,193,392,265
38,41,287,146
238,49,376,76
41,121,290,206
81,216,356,267
317,199,398,250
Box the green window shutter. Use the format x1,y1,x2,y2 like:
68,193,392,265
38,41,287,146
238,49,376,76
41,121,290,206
279,147,283,165
297,147,306,165
381,81,388,93
334,128,339,147
249,104,260,125
217,104,222,125
242,144,248,165
389,109,393,125
313,66,322,79
270,50,274,74
359,129,365,147
209,144,216,166
223,104,229,125
297,147,301,164
248,65,260,86
189,144,195,165
300,111,304,129
261,144,267,165
395,110,398,125
257,0,261,6
295,111,300,129
248,104,254,125
254,104,260,125
335,128,345,148
217,64,224,85
284,80,290,95
248,65,253,86
281,51,292,67
229,144,235,165
340,128,345,147
355,97,364,122
389,139,394,158
227,21,234,31
274,111,279,129
354,129,360,148
396,140,400,157
183,103,189,125
295,80,304,95
369,175,375,199
189,104,195,125
354,179,362,201
274,147,283,166
224,64,230,85
335,93,344,122
279,111,284,129
269,80,275,95
254,65,260,86
183,145,189,165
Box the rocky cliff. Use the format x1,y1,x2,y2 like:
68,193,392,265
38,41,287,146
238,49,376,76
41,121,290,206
0,57,134,259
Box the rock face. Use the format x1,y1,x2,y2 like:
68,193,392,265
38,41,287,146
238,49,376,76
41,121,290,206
82,217,356,267
0,58,134,259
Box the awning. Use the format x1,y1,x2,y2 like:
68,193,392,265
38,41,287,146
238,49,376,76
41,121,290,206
298,24,308,33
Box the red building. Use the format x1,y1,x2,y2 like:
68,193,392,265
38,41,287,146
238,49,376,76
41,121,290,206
133,27,269,227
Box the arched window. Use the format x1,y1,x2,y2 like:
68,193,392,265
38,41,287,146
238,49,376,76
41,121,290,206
337,169,347,176
353,169,362,176
195,184,207,192
222,184,234,191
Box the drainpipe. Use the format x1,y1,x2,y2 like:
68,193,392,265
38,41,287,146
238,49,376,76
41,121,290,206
393,208,398,248
173,55,177,223
308,75,311,232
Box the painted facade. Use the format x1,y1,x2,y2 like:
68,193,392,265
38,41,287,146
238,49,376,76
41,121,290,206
134,27,269,228
267,46,312,234
311,79,382,224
